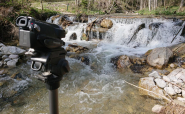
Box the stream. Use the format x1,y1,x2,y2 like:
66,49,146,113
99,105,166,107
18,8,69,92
0,15,185,114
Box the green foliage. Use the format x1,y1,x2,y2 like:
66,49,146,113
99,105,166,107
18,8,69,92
137,6,185,16
81,0,88,9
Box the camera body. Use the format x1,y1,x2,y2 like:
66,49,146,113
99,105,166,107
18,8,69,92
16,16,66,50
16,16,69,85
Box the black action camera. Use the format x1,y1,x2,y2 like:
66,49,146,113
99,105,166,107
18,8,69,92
16,16,69,87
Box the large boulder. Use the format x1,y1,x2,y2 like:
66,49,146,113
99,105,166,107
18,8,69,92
167,68,185,83
146,47,173,69
100,19,113,29
139,77,165,99
117,55,132,69
0,46,26,55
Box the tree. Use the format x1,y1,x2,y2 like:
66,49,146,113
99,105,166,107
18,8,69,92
178,0,184,12
140,0,143,10
162,0,165,6
149,0,151,11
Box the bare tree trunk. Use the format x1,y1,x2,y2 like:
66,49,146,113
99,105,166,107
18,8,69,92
178,0,184,12
162,0,164,6
156,0,157,8
149,0,151,11
140,0,143,10
40,0,43,10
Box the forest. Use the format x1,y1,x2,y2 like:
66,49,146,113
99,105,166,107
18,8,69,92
1,0,185,15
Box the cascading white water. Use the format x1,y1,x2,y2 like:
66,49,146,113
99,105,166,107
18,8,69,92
64,17,185,56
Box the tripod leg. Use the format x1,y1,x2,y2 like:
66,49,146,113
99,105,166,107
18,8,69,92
49,89,59,114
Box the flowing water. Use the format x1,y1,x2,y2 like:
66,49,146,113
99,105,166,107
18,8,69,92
1,16,185,114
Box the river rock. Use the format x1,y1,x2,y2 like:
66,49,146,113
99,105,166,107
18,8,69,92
2,55,8,59
117,55,132,69
69,33,77,40
58,16,73,28
81,33,89,41
0,43,5,47
182,90,185,98
149,71,161,78
181,24,185,36
80,56,89,65
152,105,164,113
9,54,19,59
75,14,88,23
177,97,185,103
139,77,165,99
1,46,26,55
66,44,89,54
147,47,173,69
0,61,3,67
149,22,163,30
167,68,185,83
164,87,176,96
4,58,11,62
51,15,60,22
100,19,113,29
163,76,170,82
7,59,18,67
155,79,166,88
173,86,182,94
2,89,17,98
0,70,4,75
169,63,177,68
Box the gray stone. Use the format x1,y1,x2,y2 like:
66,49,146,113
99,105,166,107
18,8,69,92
164,87,176,96
152,105,164,113
0,61,3,67
0,74,6,77
0,43,5,47
170,63,176,68
155,79,166,88
0,70,4,75
9,54,19,59
177,97,185,103
1,46,26,55
173,86,182,94
163,76,170,82
2,55,8,59
146,47,173,69
149,71,161,78
168,83,173,88
182,90,185,98
7,59,18,67
167,68,185,83
139,77,165,99
4,58,11,62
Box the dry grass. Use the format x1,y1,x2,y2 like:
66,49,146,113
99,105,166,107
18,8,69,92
31,1,75,14
159,102,185,114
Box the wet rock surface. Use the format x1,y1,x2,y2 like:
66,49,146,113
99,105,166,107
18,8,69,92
66,44,89,54
147,47,173,69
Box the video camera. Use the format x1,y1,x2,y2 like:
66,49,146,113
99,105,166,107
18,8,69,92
16,16,70,89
